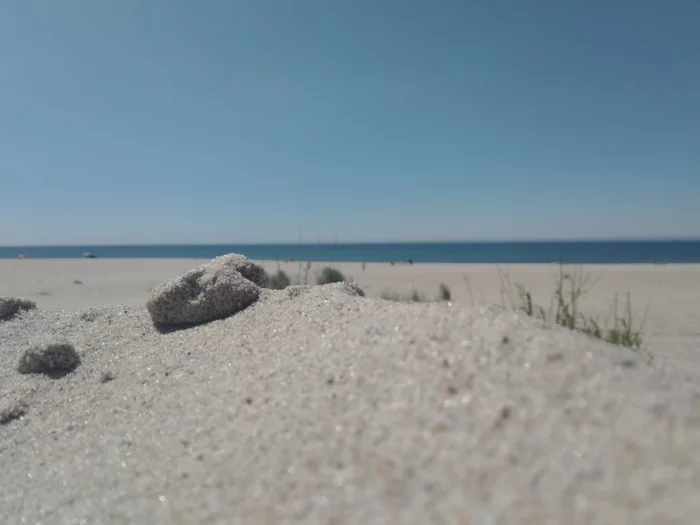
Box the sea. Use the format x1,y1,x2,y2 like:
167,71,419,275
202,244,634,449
2,241,700,264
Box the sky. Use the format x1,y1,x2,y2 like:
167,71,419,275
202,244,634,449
1,0,699,245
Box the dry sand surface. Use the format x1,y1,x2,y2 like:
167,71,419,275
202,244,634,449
2,259,700,371
2,258,700,523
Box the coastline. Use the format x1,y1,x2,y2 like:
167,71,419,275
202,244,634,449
3,239,700,264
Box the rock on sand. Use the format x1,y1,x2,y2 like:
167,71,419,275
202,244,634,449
16,339,81,375
0,297,36,321
146,254,265,325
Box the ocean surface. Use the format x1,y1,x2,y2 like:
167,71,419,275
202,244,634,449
2,241,700,264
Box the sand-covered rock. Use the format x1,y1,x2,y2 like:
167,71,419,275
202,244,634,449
146,254,263,325
0,400,27,425
0,297,36,321
212,253,267,287
17,339,81,375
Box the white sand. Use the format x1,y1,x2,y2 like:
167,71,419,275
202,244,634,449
2,259,700,523
3,259,700,372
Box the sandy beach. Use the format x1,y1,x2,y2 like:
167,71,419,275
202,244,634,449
2,257,700,523
4,0,699,520
2,258,700,372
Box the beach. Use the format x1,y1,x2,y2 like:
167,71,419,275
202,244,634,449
2,258,699,373
2,257,700,523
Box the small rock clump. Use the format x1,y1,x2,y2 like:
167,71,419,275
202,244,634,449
17,340,81,375
100,371,116,383
0,401,28,425
146,253,265,326
0,297,36,321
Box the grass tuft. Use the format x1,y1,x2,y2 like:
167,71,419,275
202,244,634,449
407,289,427,302
317,267,346,285
437,283,452,302
380,284,449,303
265,270,292,290
506,263,645,350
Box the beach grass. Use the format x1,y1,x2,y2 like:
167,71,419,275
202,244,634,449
380,284,452,303
501,263,645,350
265,269,292,290
438,283,451,302
317,267,346,285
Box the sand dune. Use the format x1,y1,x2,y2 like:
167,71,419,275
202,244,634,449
2,258,700,523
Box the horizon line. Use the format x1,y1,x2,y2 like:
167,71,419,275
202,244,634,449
3,237,700,248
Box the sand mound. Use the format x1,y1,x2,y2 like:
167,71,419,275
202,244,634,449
1,281,699,524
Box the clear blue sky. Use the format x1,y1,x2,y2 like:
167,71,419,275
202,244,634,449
1,0,699,245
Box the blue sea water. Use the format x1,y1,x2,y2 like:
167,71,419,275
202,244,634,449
2,241,700,264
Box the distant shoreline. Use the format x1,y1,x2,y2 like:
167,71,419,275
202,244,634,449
2,240,700,264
